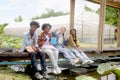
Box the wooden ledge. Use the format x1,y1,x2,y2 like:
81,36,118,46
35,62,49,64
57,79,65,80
0,47,120,61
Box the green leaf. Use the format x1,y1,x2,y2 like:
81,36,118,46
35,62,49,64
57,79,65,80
112,65,120,78
97,62,120,78
97,63,113,75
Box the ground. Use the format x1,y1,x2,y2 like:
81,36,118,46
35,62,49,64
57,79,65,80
0,66,31,80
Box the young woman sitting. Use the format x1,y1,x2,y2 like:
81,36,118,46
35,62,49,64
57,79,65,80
67,28,94,65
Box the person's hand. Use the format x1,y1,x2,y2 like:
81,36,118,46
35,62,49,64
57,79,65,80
15,49,20,53
35,47,40,52
77,47,82,52
25,46,35,53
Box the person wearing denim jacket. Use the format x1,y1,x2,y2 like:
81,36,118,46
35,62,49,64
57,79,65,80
18,21,48,79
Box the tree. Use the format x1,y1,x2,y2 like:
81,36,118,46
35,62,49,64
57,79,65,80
84,6,94,12
14,16,23,22
31,9,69,20
96,6,118,26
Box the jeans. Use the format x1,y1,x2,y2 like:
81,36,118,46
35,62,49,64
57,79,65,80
41,48,59,69
70,47,90,62
54,44,78,62
28,51,47,73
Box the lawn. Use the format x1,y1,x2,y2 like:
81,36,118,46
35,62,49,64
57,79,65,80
0,66,31,80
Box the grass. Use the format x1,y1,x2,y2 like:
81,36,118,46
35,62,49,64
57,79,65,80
0,66,31,80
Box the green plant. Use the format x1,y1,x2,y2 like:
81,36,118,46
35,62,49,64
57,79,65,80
0,34,22,48
97,62,120,78
96,6,118,26
0,23,8,34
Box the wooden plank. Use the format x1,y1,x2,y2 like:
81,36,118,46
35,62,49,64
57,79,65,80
0,61,32,65
117,9,120,47
0,47,120,61
70,0,75,28
98,0,106,51
0,59,65,65
86,0,120,9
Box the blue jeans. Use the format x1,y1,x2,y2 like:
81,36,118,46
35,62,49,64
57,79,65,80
70,47,90,62
54,44,78,62
28,51,47,73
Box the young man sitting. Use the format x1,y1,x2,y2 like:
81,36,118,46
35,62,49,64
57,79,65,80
18,21,49,79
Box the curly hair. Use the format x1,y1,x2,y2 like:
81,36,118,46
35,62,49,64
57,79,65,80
42,23,51,30
30,21,40,28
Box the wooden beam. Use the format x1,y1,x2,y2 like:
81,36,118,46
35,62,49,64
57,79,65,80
1,47,120,61
86,0,120,9
70,0,75,28
117,9,120,47
98,0,106,51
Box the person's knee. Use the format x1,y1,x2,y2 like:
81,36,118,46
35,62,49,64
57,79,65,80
38,51,44,55
74,51,79,54
54,49,59,54
29,52,36,57
43,49,53,56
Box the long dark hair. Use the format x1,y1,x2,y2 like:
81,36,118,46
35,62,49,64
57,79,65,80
70,28,77,44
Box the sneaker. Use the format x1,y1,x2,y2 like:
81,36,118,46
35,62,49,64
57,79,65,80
43,71,50,78
53,67,61,75
82,60,89,65
56,67,61,74
89,60,94,64
34,72,43,79
74,63,81,67
70,59,80,65
53,69,58,74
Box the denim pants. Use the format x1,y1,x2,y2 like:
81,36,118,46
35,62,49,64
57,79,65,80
54,44,78,62
70,47,90,62
41,48,59,69
28,51,47,73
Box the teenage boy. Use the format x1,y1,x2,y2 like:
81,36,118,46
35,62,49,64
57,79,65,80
18,21,49,79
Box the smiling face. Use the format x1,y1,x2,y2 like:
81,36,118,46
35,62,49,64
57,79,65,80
60,27,66,34
70,29,76,35
70,29,76,36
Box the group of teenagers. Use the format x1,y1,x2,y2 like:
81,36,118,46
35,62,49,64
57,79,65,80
17,21,94,79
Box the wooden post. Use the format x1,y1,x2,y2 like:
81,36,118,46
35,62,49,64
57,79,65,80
70,0,75,29
98,0,106,51
117,9,120,47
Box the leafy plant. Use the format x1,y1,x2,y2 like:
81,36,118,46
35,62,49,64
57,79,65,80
97,62,120,78
0,23,8,34
96,6,118,26
0,34,22,48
